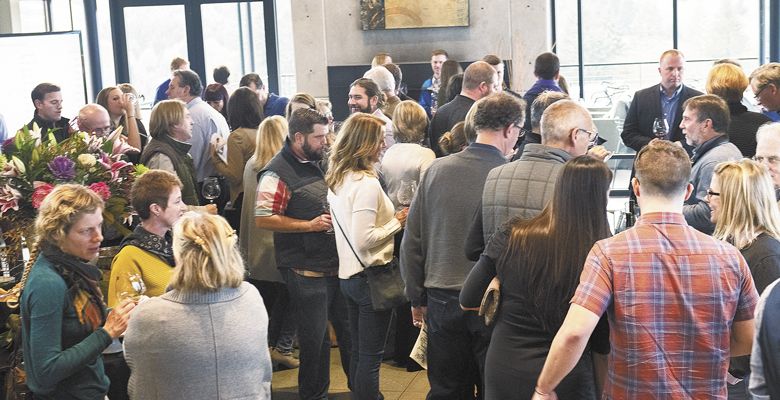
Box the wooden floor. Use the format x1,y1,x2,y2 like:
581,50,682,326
271,348,430,399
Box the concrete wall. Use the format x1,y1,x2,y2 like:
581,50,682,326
0,0,21,34
291,0,551,98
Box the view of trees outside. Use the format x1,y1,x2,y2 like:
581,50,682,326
555,0,761,106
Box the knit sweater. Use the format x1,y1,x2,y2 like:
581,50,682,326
123,282,272,399
400,143,507,306
20,254,113,399
107,245,174,307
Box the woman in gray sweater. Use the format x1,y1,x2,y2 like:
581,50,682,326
123,212,272,399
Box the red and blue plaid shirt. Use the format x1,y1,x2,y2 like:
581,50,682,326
572,212,758,399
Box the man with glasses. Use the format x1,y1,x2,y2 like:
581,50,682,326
750,64,780,112
428,61,499,157
466,99,610,259
26,82,71,143
680,94,742,234
76,104,112,138
401,93,523,400
754,122,780,198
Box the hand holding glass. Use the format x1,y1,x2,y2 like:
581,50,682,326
202,177,221,204
397,180,417,208
322,200,334,234
117,272,146,302
653,117,669,140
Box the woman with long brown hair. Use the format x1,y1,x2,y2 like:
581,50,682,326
460,155,612,399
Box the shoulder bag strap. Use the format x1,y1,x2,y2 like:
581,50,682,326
330,210,367,269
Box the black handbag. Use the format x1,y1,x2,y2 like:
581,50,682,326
331,211,408,311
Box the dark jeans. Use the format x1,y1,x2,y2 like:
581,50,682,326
341,275,393,400
283,269,351,400
249,279,296,353
426,288,491,400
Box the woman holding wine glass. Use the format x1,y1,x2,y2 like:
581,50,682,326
96,85,145,152
381,100,435,209
123,212,272,399
326,113,408,399
20,184,135,399
108,169,188,305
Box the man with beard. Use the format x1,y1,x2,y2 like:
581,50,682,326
348,77,395,150
255,107,351,400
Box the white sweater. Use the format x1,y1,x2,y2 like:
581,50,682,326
328,171,402,279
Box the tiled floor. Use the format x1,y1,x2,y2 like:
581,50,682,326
272,348,430,399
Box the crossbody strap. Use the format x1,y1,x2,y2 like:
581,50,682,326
330,209,367,269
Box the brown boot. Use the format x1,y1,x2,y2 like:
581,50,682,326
270,347,300,369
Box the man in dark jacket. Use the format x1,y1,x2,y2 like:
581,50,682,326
255,108,351,400
26,82,71,143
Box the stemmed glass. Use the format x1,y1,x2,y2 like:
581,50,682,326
653,117,669,140
202,177,221,204
117,272,146,303
397,180,417,209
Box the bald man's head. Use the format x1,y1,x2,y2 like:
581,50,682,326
77,104,111,137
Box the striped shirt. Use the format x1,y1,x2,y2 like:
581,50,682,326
572,212,758,399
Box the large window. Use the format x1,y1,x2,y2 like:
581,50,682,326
554,0,764,105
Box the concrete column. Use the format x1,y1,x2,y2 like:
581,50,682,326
510,0,552,93
0,0,21,34
290,0,329,97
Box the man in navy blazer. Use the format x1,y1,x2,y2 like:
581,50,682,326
621,49,703,153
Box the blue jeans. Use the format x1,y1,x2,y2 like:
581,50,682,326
283,269,351,400
341,275,393,400
426,288,491,400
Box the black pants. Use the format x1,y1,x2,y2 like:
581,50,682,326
425,288,491,400
103,351,130,400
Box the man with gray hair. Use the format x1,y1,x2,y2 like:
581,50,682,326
754,122,780,195
750,63,780,112
401,92,523,399
364,66,400,118
466,99,609,258
429,61,499,157
76,103,112,137
166,68,230,202
679,94,742,234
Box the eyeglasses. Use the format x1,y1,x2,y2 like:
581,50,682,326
753,155,780,165
577,128,599,143
754,84,770,101
706,189,720,200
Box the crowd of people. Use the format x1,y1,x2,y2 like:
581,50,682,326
9,47,780,400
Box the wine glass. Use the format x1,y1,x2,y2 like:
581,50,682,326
117,272,146,302
322,200,334,234
397,180,417,209
202,177,221,204
653,117,669,140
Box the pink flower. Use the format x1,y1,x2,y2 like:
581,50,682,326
0,185,21,215
31,182,55,209
89,182,111,201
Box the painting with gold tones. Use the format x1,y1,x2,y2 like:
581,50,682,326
360,0,469,30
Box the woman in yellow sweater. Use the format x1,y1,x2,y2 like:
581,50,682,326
108,170,188,306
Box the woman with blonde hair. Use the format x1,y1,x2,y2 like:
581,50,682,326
708,159,780,397
381,100,435,209
140,99,199,206
123,212,272,399
706,63,771,157
326,113,408,399
239,115,299,368
21,184,134,399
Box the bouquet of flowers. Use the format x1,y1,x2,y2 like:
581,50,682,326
0,124,146,255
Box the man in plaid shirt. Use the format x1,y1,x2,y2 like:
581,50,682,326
532,140,759,399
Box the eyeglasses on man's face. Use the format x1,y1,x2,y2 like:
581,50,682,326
753,155,780,165
577,128,599,143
